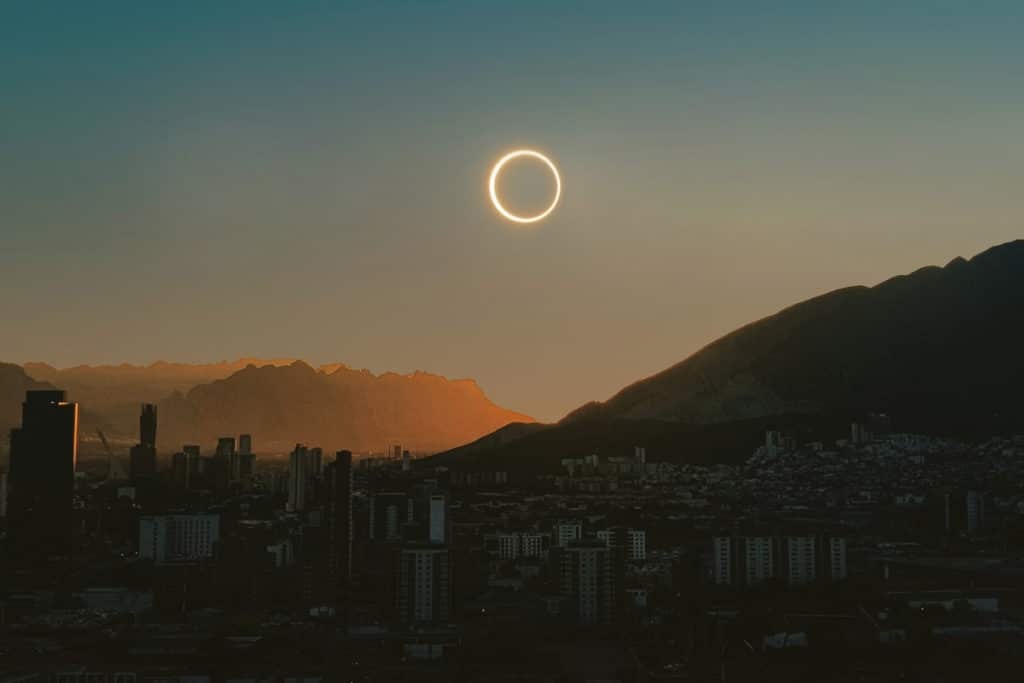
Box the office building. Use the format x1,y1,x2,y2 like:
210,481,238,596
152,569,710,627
139,514,220,564
8,390,79,558
396,545,451,624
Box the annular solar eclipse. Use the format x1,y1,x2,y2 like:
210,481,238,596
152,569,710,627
488,149,562,224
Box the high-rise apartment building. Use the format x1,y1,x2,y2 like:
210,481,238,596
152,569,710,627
369,492,414,541
396,545,451,624
712,536,733,585
826,537,848,580
743,536,775,585
138,514,220,564
597,528,647,561
428,493,447,545
288,444,320,512
784,536,817,586
553,520,583,547
555,541,614,624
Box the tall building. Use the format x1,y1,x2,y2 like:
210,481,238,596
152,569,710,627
139,514,220,564
966,490,986,535
553,520,582,547
0,470,7,518
712,536,733,585
396,545,451,624
493,531,551,560
743,536,775,585
521,532,549,558
8,390,79,559
324,451,354,598
825,537,848,580
428,493,447,545
129,404,158,479
140,404,157,448
287,444,317,513
784,536,817,586
556,541,614,624
171,451,190,487
237,434,255,483
712,535,776,586
402,449,412,472
216,437,235,458
183,445,201,488
942,489,988,536
597,528,647,561
370,492,413,541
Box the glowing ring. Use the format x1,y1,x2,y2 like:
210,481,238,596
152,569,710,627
488,149,561,224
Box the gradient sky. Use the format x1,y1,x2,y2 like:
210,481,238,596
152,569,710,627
3,1,1024,421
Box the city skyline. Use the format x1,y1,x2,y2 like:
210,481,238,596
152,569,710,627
5,2,1024,421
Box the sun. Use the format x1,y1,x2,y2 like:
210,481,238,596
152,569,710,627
488,149,562,224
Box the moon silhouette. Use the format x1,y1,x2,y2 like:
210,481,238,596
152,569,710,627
488,149,562,224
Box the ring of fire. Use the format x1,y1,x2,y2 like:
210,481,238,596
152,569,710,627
488,149,562,224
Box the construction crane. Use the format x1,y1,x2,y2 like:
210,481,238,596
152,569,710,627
97,429,128,482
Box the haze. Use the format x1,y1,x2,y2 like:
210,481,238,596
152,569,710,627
3,2,1023,421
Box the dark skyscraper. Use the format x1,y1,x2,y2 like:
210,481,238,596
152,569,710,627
140,403,157,447
8,390,79,559
325,451,354,598
129,403,157,479
238,434,254,483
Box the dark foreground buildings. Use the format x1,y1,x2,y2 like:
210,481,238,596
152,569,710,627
7,390,79,560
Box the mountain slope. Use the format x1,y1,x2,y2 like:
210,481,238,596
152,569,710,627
0,363,54,455
158,361,533,453
566,240,1024,428
434,240,1024,470
22,359,298,436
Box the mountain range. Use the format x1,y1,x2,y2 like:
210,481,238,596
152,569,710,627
1,359,532,455
432,239,1024,471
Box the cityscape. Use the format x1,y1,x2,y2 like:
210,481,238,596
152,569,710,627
3,383,1024,681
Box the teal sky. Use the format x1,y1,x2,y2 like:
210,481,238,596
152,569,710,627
3,1,1023,421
